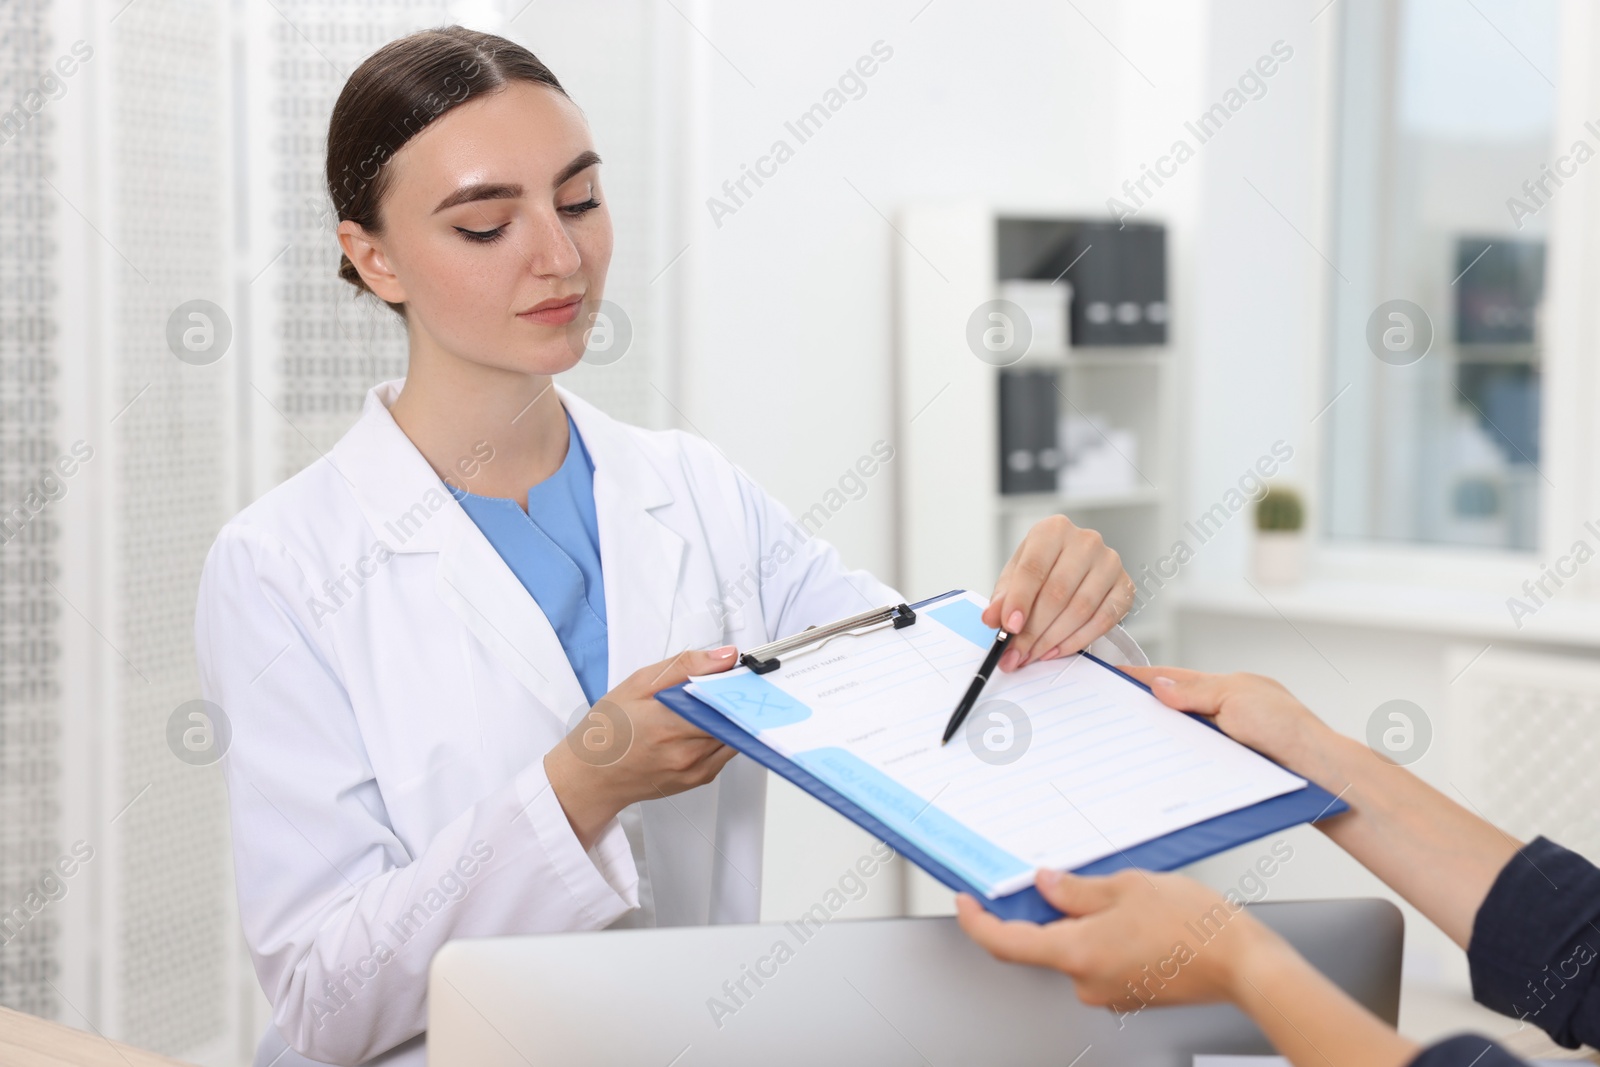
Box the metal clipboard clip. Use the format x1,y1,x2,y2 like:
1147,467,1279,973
738,602,918,675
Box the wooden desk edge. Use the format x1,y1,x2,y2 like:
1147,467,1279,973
0,1005,197,1067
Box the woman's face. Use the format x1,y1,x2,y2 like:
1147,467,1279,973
341,80,612,374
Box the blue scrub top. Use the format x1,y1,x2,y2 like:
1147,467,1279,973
447,409,610,705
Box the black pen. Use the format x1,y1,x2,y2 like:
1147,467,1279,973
941,630,1011,745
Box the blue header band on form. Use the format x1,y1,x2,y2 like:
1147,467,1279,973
927,599,998,650
695,671,812,729
793,746,1031,891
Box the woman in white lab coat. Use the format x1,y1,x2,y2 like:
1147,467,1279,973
195,26,1141,1067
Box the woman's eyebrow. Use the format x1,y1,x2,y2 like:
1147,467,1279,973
432,182,521,214
430,152,602,215
552,150,602,188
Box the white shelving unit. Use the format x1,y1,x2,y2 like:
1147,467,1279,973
894,203,1178,912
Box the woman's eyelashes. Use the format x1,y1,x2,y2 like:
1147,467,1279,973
455,225,506,244
453,200,600,244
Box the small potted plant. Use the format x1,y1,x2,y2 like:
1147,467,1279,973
1253,486,1306,585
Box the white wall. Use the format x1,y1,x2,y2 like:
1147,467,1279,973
1183,0,1334,583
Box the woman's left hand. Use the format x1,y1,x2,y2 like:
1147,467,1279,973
981,515,1135,670
958,868,1425,1067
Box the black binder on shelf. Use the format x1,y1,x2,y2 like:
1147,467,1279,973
998,369,1060,494
997,217,1169,347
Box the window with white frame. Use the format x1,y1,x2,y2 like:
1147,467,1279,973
1323,0,1559,552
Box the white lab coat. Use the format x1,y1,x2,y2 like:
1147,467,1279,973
196,378,1143,1067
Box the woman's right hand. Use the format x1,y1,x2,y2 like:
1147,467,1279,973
1119,666,1334,786
544,646,741,849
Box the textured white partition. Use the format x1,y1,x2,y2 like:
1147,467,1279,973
0,0,67,1027
2,0,241,1059
0,2,681,1062
239,0,426,495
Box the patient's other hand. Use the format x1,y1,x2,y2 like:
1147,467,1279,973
1120,666,1331,780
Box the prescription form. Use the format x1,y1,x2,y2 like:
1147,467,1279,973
686,591,1306,898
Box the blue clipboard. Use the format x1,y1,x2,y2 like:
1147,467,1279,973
657,591,1348,923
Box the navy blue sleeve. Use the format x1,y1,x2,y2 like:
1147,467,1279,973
1465,836,1600,1049
1407,1034,1527,1066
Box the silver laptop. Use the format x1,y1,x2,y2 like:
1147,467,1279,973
428,898,1402,1066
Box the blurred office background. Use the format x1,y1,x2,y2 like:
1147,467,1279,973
3,0,1598,1061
